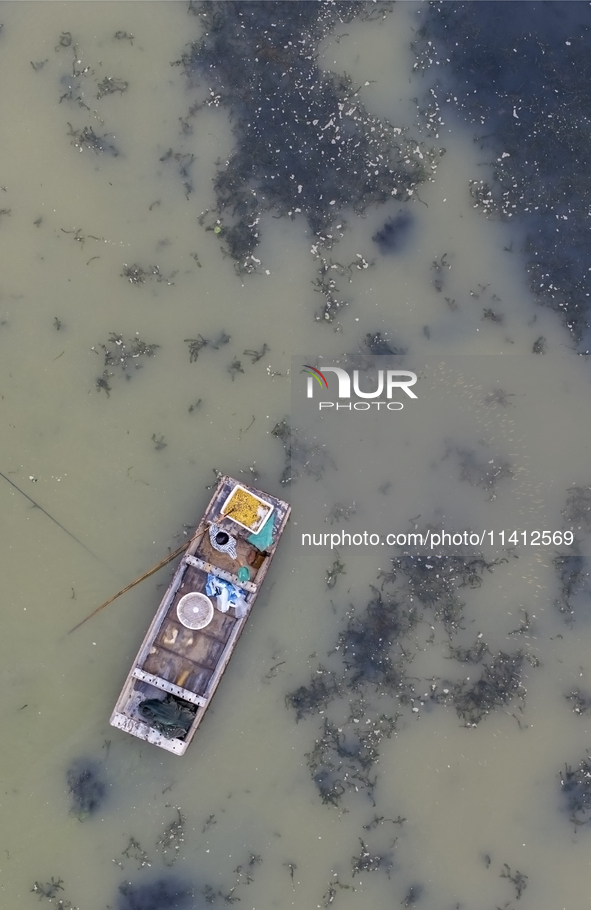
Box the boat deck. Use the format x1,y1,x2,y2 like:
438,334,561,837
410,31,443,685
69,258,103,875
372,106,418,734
110,476,290,754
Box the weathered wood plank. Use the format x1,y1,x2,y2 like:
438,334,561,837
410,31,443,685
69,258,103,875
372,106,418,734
184,554,257,593
131,668,207,707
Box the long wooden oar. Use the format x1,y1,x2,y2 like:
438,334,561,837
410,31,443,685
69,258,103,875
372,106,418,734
67,537,194,635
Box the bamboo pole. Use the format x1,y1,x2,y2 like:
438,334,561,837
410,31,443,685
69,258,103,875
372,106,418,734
67,530,205,635
0,470,101,560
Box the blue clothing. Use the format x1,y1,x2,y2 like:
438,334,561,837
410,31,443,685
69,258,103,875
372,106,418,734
247,516,274,550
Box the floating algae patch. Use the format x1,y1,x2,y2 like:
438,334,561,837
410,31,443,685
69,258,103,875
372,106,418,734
560,754,591,827
178,1,439,273
414,1,591,347
382,530,508,635
563,485,591,532
553,544,587,621
92,332,160,394
118,876,194,910
272,417,335,485
438,650,526,728
338,587,415,691
66,759,106,821
288,522,528,807
156,808,186,867
31,877,79,909
372,211,413,254
287,667,342,722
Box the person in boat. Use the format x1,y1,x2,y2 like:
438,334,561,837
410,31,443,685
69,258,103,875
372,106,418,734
208,522,237,559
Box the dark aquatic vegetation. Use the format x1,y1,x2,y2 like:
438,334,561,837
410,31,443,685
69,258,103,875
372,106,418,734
93,333,159,392
351,838,392,877
227,358,244,381
449,651,525,726
179,1,434,271
483,387,515,408
500,863,528,900
157,808,186,866
31,877,64,899
96,76,129,99
31,882,78,910
67,759,106,820
553,545,586,619
339,589,411,690
151,433,167,451
68,123,119,156
138,695,196,739
561,755,591,824
326,502,356,524
364,332,403,355
416,2,591,346
563,485,591,531
210,332,231,349
96,370,112,397
114,30,134,44
122,837,150,869
289,528,515,805
122,263,175,285
160,148,195,196
372,212,412,253
566,688,591,716
272,418,335,485
448,636,489,664
185,335,209,362
457,447,513,499
402,883,423,906
326,557,345,589
286,666,341,721
243,343,269,363
482,307,503,324
305,713,398,805
430,252,450,293
118,877,194,910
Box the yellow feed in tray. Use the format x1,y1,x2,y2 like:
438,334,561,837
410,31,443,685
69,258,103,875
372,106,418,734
222,487,268,529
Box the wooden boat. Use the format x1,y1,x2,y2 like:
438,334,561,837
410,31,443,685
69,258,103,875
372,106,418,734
110,475,290,755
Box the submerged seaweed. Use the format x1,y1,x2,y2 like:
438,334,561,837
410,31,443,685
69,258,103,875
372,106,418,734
457,447,513,499
566,689,591,716
447,651,525,726
563,485,591,531
372,212,412,254
560,755,591,825
554,545,587,619
157,809,186,866
338,588,414,691
92,332,160,391
31,877,79,907
67,759,106,820
305,714,398,805
179,1,437,271
351,837,392,877
286,666,341,721
288,524,517,805
384,533,507,634
68,123,119,156
271,418,335,485
118,877,193,910
416,2,591,346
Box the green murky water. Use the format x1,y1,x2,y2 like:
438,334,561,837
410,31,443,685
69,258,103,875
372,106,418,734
1,3,590,909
